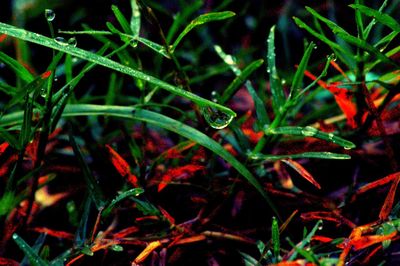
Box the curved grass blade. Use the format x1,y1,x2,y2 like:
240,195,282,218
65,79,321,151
220,59,264,104
130,0,141,38
12,233,49,266
272,216,280,261
69,133,105,210
265,126,356,149
249,151,351,161
171,11,236,52
111,5,132,34
267,25,285,114
0,22,235,118
0,51,34,83
102,188,144,217
350,4,400,33
289,42,315,96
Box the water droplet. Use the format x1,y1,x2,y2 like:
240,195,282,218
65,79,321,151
201,106,234,129
301,126,318,137
328,133,334,140
67,37,77,47
344,146,352,150
40,88,47,98
318,225,323,230
12,233,18,240
45,9,55,22
54,37,68,46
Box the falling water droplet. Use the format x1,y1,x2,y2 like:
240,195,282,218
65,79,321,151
67,37,77,47
45,9,55,22
54,37,68,46
201,106,234,129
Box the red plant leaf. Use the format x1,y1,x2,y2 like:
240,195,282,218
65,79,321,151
32,227,74,240
0,257,19,266
105,144,138,187
40,70,52,79
133,241,162,265
352,172,399,200
282,159,321,189
312,235,333,243
158,164,204,192
350,231,397,251
0,34,7,43
379,174,400,220
0,142,9,154
114,226,139,238
158,205,175,225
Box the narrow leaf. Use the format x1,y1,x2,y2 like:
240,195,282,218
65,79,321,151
272,216,280,260
12,233,49,266
267,25,285,114
130,0,141,38
290,42,315,96
249,151,351,161
266,126,356,149
171,11,235,52
102,188,144,217
0,51,34,83
111,5,132,34
282,159,321,189
350,4,400,32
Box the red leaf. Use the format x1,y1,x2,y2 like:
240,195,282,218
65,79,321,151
312,235,333,243
41,70,52,79
350,231,397,251
379,173,400,220
0,257,19,266
105,144,138,187
282,159,321,189
32,227,74,240
0,142,9,154
158,164,204,192
0,34,7,43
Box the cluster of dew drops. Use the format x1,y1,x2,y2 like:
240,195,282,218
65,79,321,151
45,9,77,47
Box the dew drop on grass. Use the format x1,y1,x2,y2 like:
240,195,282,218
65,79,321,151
40,88,47,98
301,126,318,137
201,106,234,129
54,37,68,46
45,9,55,22
12,233,18,240
67,37,77,47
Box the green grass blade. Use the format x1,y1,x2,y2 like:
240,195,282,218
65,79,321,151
266,126,356,150
249,151,351,161
267,25,285,115
137,37,170,58
130,0,141,38
171,11,236,52
102,188,144,217
362,0,389,38
0,22,235,119
0,51,34,83
220,59,264,104
288,220,322,261
0,126,20,149
272,216,280,261
111,5,132,34
289,42,315,96
293,17,355,67
350,4,400,33
69,133,106,210
12,233,49,266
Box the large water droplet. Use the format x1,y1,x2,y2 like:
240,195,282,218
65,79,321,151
40,88,47,98
67,37,77,47
45,9,55,22
201,106,234,129
54,37,68,46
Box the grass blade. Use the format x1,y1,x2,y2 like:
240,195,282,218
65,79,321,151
265,126,356,150
0,22,235,119
12,233,49,266
0,51,34,83
350,4,400,33
249,151,351,161
272,216,280,261
289,42,315,96
130,0,141,38
102,188,144,217
220,59,264,104
267,25,285,115
69,133,105,210
111,5,132,34
171,11,236,52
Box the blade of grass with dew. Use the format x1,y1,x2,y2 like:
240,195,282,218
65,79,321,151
130,0,141,39
288,220,323,261
362,0,390,39
215,45,269,125
74,196,92,246
102,188,144,217
293,17,355,68
0,51,34,83
239,252,259,266
272,216,280,262
249,151,351,161
305,6,398,67
69,133,105,210
12,233,49,266
21,234,47,266
350,4,400,33
60,104,278,216
266,126,356,150
0,22,236,119
137,37,170,58
111,5,133,34
267,25,285,115
220,59,264,104
0,82,17,95
354,0,365,40
289,42,315,96
171,11,236,52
